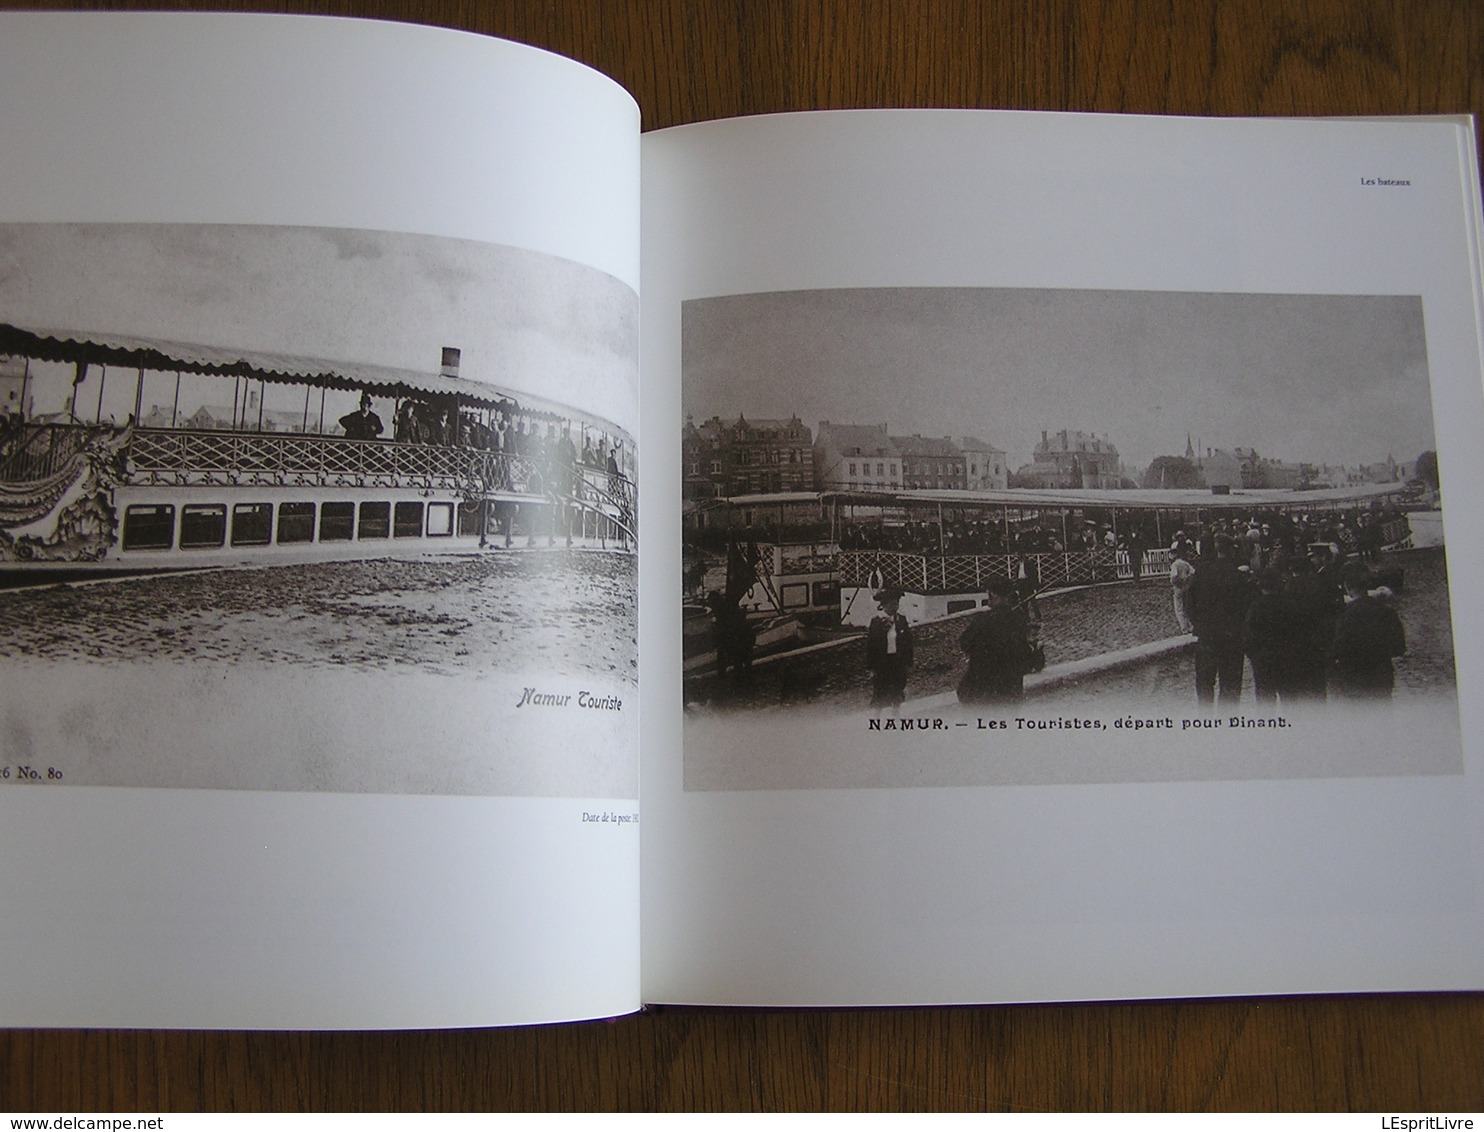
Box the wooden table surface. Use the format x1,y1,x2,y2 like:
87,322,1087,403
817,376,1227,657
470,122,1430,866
3,0,1482,1112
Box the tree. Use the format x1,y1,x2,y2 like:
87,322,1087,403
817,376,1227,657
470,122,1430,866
1006,469,1040,489
1415,450,1439,490
1141,456,1203,490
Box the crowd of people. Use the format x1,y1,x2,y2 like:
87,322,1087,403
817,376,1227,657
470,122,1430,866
842,517,1093,557
1166,506,1401,574
867,510,1408,713
864,575,1046,717
695,501,1414,712
337,390,633,552
339,391,629,497
838,504,1404,568
1179,533,1406,706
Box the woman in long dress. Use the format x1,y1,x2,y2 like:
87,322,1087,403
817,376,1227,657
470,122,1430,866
865,587,914,716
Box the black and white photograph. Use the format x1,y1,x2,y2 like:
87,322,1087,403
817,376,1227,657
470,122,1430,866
681,286,1460,790
0,223,638,796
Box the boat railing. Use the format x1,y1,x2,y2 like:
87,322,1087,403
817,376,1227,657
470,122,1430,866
121,426,634,514
0,421,122,483
777,551,838,576
127,427,500,490
839,525,1418,594
839,547,1172,593
122,426,637,542
571,465,637,530
1377,516,1413,549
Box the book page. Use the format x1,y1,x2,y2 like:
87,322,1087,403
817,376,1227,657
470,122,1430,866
641,110,1484,1005
0,13,640,1028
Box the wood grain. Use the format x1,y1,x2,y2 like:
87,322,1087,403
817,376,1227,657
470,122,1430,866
4,997,1483,1109
2,0,1482,1112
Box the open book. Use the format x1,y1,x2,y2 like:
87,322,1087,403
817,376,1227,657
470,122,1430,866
1,12,1481,1029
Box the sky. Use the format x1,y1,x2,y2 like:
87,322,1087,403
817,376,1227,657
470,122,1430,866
681,287,1436,475
0,223,638,437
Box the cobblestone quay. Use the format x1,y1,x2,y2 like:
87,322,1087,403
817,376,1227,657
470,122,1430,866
695,547,1454,712
0,550,638,683
1087,548,1454,706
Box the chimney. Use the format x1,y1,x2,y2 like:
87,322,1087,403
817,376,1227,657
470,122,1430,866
440,347,461,379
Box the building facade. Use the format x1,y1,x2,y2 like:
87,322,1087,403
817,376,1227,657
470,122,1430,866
682,413,814,501
0,356,27,419
1362,454,1406,484
1018,429,1123,490
958,435,1008,491
813,421,902,492
890,433,966,490
1231,446,1304,489
1193,447,1243,492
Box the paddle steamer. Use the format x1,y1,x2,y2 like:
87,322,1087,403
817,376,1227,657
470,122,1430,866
0,324,635,581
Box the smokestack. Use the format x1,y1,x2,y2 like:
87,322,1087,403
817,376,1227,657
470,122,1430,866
440,347,461,379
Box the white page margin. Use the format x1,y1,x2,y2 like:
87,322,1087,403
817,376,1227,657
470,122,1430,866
640,110,1484,1006
0,12,642,1029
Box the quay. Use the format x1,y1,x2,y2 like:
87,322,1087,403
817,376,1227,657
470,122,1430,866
688,546,1454,713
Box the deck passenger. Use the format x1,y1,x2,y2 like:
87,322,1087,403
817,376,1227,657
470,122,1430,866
339,393,384,440
394,401,418,443
553,426,578,484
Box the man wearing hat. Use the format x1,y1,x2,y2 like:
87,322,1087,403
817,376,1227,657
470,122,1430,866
1284,542,1345,700
339,392,384,440
1188,533,1252,705
865,586,914,715
957,579,1032,705
1331,561,1407,699
1169,542,1196,633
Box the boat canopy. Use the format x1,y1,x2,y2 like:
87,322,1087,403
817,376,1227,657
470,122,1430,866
0,322,607,428
707,483,1411,512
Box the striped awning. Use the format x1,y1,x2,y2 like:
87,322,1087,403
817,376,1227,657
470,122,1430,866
0,322,606,428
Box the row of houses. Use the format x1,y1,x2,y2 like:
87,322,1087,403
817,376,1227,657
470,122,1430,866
813,422,1012,493
1169,439,1415,492
682,415,1139,499
682,415,1011,500
682,414,1416,501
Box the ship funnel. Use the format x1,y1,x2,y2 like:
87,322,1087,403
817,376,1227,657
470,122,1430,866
440,347,461,379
